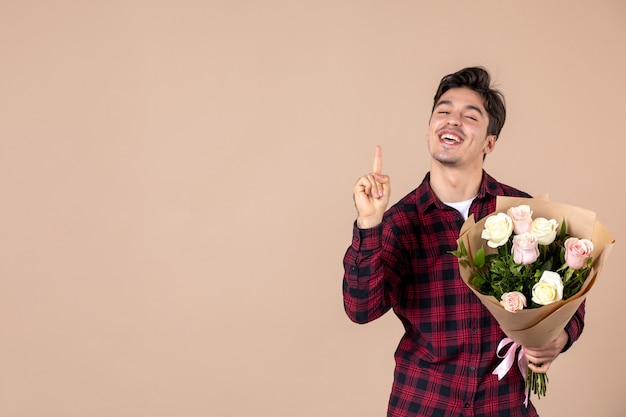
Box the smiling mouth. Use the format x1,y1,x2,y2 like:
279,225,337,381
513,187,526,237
440,133,462,144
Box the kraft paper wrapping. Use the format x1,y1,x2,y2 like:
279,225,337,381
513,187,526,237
457,196,615,347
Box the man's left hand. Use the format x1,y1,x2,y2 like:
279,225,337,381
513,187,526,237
523,330,569,373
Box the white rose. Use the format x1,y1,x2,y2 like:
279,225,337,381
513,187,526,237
532,271,564,305
481,213,513,248
531,217,559,245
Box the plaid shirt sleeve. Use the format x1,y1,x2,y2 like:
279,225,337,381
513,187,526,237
342,221,404,324
562,300,585,352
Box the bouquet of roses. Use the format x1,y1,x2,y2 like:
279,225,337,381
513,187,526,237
453,196,614,405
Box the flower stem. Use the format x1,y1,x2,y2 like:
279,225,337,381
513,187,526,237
526,367,548,400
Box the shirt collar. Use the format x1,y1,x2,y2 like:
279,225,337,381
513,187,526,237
415,170,501,215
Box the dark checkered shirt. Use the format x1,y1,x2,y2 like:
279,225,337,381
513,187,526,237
343,171,585,417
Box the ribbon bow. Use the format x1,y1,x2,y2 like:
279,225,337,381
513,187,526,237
492,337,530,406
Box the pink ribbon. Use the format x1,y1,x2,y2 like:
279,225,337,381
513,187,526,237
492,337,530,406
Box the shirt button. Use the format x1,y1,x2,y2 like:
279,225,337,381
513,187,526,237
471,328,478,334
464,403,470,408
470,366,476,371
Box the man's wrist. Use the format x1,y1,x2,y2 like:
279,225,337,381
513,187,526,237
356,216,383,229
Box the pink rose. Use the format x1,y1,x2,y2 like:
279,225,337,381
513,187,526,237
500,291,527,313
507,205,533,234
564,237,594,270
511,232,539,265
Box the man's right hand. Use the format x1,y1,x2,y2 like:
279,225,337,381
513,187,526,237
354,145,391,229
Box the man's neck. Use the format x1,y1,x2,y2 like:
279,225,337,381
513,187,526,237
429,164,483,203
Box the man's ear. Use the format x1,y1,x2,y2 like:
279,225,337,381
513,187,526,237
484,135,497,154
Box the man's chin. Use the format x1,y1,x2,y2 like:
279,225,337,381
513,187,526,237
432,153,460,166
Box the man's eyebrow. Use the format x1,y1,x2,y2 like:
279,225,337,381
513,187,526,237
434,100,452,109
465,105,484,116
434,100,485,116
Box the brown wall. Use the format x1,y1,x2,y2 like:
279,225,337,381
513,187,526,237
1,1,624,416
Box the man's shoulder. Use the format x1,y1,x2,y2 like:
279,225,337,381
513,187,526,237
387,187,419,213
498,182,531,198
483,172,531,198
379,186,422,227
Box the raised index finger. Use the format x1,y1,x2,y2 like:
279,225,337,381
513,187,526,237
372,145,383,174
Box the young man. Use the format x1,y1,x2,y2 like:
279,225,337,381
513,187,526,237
342,67,584,417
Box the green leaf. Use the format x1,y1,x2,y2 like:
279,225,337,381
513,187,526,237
559,218,567,240
473,247,485,268
563,268,574,283
471,275,487,287
540,259,553,272
459,240,467,257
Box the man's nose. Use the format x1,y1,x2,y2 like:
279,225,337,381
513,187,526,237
446,112,461,126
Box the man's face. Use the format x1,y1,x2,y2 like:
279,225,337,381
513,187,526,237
426,87,496,168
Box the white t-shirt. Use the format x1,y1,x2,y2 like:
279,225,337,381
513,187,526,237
444,197,476,220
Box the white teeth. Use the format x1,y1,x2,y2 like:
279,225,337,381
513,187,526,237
441,133,460,142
